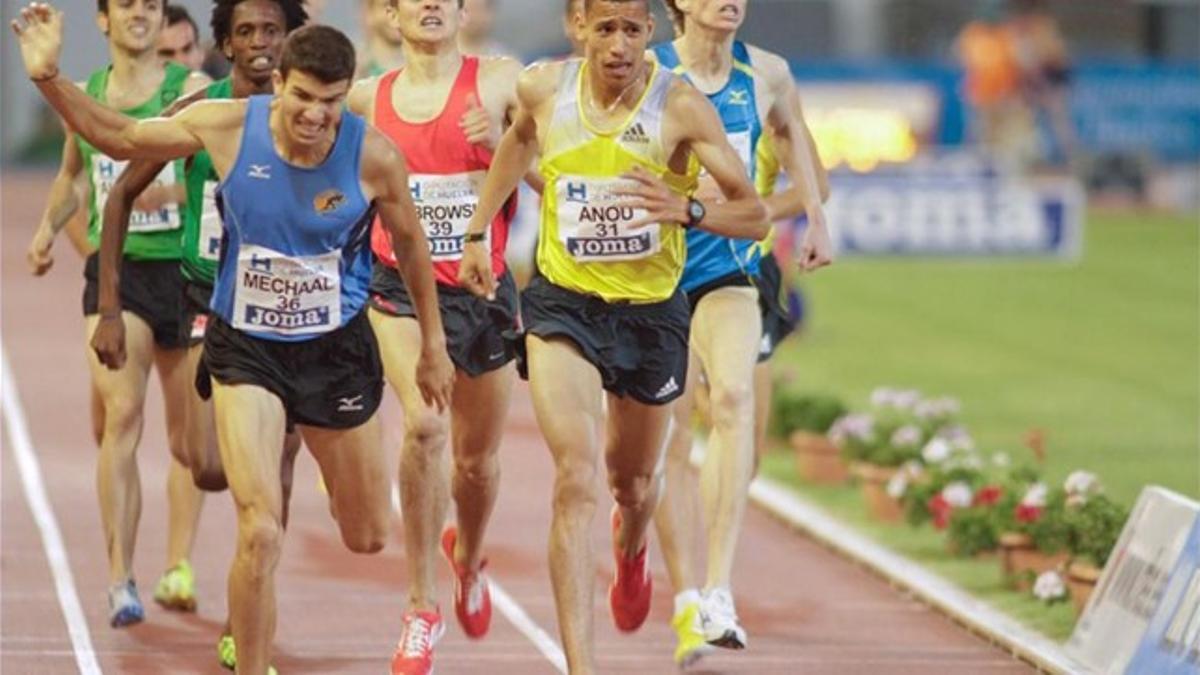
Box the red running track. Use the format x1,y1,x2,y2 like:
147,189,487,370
1,169,1032,674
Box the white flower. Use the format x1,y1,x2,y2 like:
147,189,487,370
922,438,952,464
1021,482,1048,508
916,397,962,421
1033,570,1067,601
886,472,909,499
1064,470,1100,496
870,387,897,408
890,425,923,448
942,481,974,508
892,389,922,410
991,452,1011,468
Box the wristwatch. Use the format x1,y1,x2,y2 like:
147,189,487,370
684,198,706,229
463,231,487,243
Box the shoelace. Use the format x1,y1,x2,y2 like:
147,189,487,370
399,616,434,657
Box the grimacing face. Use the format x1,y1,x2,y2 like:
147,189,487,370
392,0,462,45
271,69,351,149
577,1,654,90
224,0,289,85
97,0,165,54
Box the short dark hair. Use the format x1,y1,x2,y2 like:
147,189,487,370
279,24,357,84
212,0,308,49
165,5,198,37
98,0,170,14
583,0,649,13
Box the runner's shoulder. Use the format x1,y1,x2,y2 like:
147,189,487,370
515,60,563,108
348,73,383,117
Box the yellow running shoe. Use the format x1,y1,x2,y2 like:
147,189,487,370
153,560,197,612
671,600,714,668
217,634,277,674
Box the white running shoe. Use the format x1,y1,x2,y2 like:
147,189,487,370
701,587,747,650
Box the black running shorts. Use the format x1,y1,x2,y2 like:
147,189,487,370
196,310,383,429
181,281,213,347
83,253,189,349
368,261,519,378
753,254,797,363
518,275,689,406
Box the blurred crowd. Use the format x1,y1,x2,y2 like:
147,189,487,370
956,0,1077,171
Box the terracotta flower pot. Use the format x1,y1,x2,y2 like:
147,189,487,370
850,462,903,523
999,532,1069,591
790,431,848,484
1067,560,1102,614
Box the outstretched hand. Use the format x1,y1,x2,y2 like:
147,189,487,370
11,3,64,81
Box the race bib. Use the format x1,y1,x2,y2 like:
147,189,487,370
233,244,341,337
198,180,223,262
557,176,659,262
699,129,754,181
92,155,180,233
410,172,487,261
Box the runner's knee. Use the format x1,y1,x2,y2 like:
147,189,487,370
553,457,597,511
405,410,448,451
708,381,754,428
100,395,143,436
236,508,283,577
609,470,654,510
339,509,387,554
453,448,498,487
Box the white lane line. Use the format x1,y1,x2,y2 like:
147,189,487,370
489,582,568,674
389,499,566,673
1,343,103,675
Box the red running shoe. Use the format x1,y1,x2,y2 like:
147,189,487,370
608,505,652,632
390,609,445,675
440,525,492,638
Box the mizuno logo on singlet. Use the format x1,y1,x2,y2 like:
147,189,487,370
621,122,649,144
729,89,750,106
248,164,271,180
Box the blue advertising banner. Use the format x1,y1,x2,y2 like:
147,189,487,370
1125,514,1200,674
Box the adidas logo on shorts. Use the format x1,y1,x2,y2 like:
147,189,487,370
655,376,680,400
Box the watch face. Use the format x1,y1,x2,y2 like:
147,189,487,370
689,200,705,221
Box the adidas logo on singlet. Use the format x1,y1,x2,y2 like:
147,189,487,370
621,122,649,144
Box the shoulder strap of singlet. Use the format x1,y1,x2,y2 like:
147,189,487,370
731,41,755,78
85,67,108,99
374,68,403,129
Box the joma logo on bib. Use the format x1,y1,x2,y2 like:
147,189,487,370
243,306,332,329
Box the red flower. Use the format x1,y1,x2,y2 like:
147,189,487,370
975,485,1003,507
928,494,953,529
1015,503,1043,523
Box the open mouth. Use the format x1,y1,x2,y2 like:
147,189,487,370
248,55,273,71
420,16,443,27
128,22,149,38
718,4,740,19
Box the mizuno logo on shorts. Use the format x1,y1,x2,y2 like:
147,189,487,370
337,394,365,412
655,376,680,400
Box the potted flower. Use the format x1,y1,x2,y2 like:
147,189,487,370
1063,472,1127,614
945,482,1004,557
775,391,848,483
989,464,1062,590
897,436,982,528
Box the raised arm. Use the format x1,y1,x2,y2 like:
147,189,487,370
361,127,454,411
457,63,553,299
12,3,204,162
27,129,85,276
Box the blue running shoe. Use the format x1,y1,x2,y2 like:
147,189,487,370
108,579,144,628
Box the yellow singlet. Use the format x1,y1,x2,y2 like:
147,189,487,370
537,59,697,303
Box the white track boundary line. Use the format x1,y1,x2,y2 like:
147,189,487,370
688,441,1091,674
389,501,567,673
1,342,102,675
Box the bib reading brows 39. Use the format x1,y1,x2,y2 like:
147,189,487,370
410,171,488,260
93,156,181,232
558,176,656,262
234,244,341,337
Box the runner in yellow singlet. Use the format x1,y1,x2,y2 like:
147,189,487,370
457,1,768,672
